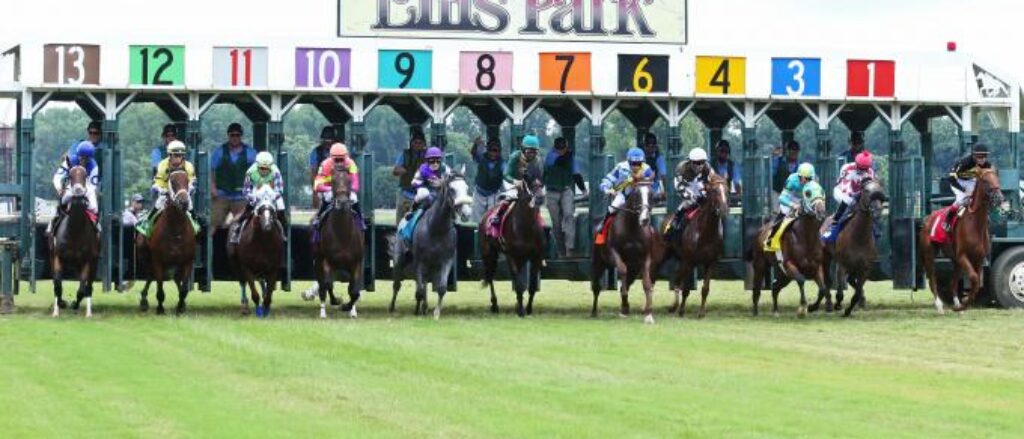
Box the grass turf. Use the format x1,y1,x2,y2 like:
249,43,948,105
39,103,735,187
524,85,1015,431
1,279,1022,438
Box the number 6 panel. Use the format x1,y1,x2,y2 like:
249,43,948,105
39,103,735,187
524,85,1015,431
130,45,185,86
617,55,669,93
459,52,512,92
212,47,268,88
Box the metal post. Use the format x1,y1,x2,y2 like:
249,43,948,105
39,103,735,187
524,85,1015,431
587,121,606,259
706,127,723,149
921,130,934,210
960,129,973,156
666,123,682,213
511,123,525,153
815,129,835,210
252,121,268,152
431,122,447,149
332,123,346,143
740,126,767,265
1,242,14,314
268,120,290,292
17,118,34,293
188,119,211,292
350,121,375,292
101,119,121,291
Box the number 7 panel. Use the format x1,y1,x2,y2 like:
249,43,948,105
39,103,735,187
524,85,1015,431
539,52,591,93
459,52,512,92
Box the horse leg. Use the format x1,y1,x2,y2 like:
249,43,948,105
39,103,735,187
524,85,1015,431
610,252,630,317
78,262,93,318
796,279,808,318
770,271,793,318
843,274,865,317
642,258,655,325
954,256,982,312
238,279,250,315
154,265,166,315
697,264,713,319
264,278,276,316
175,266,191,316
317,261,332,319
390,257,403,314
947,262,962,313
509,257,526,318
342,261,364,319
433,259,454,320
52,256,64,317
677,263,692,318
525,258,541,316
590,257,605,318
414,265,427,317
921,242,944,314
833,266,847,313
482,245,500,314
248,277,262,317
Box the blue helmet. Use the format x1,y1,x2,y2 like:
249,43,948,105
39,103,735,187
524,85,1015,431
76,141,95,159
627,147,645,163
521,135,540,150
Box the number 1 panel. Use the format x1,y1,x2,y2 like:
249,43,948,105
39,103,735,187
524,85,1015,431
212,47,268,88
130,45,185,86
617,55,669,93
459,52,512,92
295,48,351,88
771,58,820,97
847,60,895,98
378,50,432,90
539,52,591,93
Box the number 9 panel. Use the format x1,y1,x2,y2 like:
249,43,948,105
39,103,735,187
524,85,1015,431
459,52,512,92
378,50,432,90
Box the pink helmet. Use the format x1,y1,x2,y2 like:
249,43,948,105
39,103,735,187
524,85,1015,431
855,151,873,170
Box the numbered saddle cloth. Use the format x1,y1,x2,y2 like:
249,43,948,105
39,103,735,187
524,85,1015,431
929,206,960,244
763,217,796,253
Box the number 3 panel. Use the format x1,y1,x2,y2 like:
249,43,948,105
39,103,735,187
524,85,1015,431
378,50,432,90
617,55,669,93
459,52,512,92
771,58,820,97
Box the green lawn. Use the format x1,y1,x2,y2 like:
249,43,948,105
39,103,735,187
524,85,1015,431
1,279,1022,438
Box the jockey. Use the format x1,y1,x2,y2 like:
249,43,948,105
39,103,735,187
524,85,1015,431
410,146,451,210
596,147,655,234
50,141,100,232
944,144,992,230
136,140,197,235
665,147,713,236
490,135,543,227
823,151,876,238
766,162,816,241
313,143,361,224
231,151,287,242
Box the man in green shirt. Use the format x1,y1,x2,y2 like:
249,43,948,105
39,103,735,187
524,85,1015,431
543,137,587,257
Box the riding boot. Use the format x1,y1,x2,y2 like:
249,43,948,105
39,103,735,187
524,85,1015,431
942,206,958,232
314,199,331,228
351,202,365,230
766,213,786,246
491,200,509,227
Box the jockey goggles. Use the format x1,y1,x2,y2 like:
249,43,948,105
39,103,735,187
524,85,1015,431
629,160,644,167
427,157,442,164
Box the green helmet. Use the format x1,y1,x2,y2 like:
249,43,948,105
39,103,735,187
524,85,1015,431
255,151,274,168
797,162,816,179
521,135,540,150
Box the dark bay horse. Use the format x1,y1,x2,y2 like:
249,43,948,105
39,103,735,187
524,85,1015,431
590,182,665,324
479,179,546,317
664,174,729,318
919,168,1003,313
812,179,887,317
228,185,284,318
389,166,473,319
311,167,364,319
749,184,827,317
137,170,196,315
48,166,100,317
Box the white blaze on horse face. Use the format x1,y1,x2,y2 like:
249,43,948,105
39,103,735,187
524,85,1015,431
450,178,474,219
638,185,651,224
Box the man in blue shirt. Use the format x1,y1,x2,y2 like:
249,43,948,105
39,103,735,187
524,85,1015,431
642,132,668,200
771,140,801,210
150,124,177,177
713,140,742,198
392,132,428,225
470,137,504,222
210,122,257,229
308,126,336,209
64,121,104,169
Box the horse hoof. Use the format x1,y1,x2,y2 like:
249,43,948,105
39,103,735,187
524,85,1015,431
797,308,807,319
432,308,441,320
349,308,358,319
490,305,499,314
176,306,186,316
71,300,80,311
156,307,166,315
618,313,629,319
341,303,353,312
772,311,780,318
240,305,250,316
319,310,327,319
58,299,68,309
697,312,706,319
139,300,149,312
807,304,819,313
255,306,265,318
643,314,655,325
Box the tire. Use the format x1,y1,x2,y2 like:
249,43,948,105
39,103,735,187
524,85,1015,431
990,246,1024,308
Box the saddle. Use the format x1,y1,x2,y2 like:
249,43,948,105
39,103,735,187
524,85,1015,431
398,209,424,243
763,217,796,252
50,207,100,235
135,208,201,238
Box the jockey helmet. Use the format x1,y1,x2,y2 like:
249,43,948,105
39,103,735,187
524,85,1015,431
973,143,989,155
627,147,645,164
255,151,274,169
425,147,444,160
854,151,873,170
330,143,348,159
76,141,95,159
166,140,186,156
688,147,708,162
521,135,540,150
797,162,816,179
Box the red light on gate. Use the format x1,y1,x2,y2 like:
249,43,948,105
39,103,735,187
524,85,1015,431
947,41,957,52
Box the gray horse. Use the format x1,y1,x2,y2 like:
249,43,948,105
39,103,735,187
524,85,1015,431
389,166,473,319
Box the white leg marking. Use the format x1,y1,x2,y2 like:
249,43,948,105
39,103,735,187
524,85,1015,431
52,299,59,318
349,304,358,319
319,301,327,319
85,297,92,318
934,297,945,314
643,314,655,325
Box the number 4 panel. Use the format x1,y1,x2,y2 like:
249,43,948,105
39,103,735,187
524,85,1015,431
695,56,746,95
617,55,669,93
459,52,512,92
130,45,185,86
539,52,591,93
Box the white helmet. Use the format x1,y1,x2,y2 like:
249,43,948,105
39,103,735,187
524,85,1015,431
688,147,708,162
255,151,275,168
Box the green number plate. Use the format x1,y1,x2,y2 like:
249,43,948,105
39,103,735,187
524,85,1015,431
129,45,185,86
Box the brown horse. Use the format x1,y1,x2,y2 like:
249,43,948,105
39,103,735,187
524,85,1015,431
48,166,100,317
228,185,284,318
749,183,828,317
919,168,1003,313
479,179,546,317
311,167,364,319
590,182,665,324
137,170,196,315
663,174,729,318
813,179,887,317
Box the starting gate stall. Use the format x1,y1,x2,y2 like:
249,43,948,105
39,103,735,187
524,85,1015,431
1,0,1022,306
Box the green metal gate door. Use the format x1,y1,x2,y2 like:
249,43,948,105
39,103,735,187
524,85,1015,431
891,155,925,289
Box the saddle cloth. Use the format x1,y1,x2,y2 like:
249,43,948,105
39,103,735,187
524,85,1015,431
135,209,201,238
763,217,796,252
485,202,546,240
929,206,960,244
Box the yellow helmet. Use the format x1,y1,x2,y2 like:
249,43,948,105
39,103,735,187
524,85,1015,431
797,162,816,179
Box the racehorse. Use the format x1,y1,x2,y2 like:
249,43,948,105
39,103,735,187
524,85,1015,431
812,179,887,317
479,179,546,317
748,184,828,317
137,170,196,315
227,185,284,318
48,166,100,317
590,182,665,324
311,167,364,319
663,174,729,318
389,166,473,319
919,168,1003,313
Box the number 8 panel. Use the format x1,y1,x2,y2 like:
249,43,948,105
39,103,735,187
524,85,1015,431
459,52,512,92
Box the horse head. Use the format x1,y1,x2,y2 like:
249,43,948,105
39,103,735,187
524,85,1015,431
517,172,545,209
331,166,352,209
253,185,278,232
860,178,888,220
974,168,1004,211
67,166,89,201
444,164,474,222
801,181,828,222
705,174,729,218
627,181,653,227
167,170,191,210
